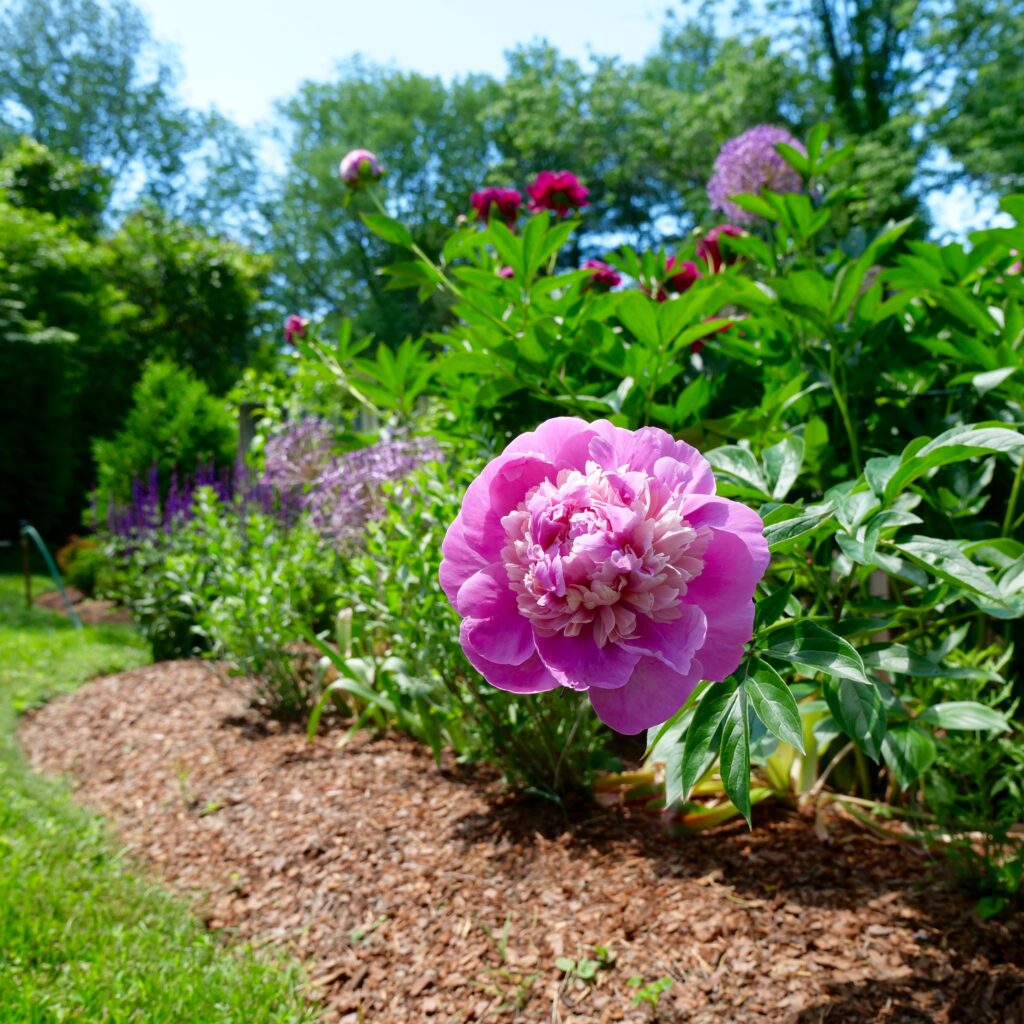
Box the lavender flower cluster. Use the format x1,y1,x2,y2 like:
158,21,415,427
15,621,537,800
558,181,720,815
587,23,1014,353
106,419,442,550
303,434,443,549
707,124,806,224
260,418,442,550
106,460,294,539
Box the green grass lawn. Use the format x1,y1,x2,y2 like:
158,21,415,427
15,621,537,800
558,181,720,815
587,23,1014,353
0,573,317,1023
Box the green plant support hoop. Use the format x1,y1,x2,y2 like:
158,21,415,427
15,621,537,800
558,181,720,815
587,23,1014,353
20,522,83,630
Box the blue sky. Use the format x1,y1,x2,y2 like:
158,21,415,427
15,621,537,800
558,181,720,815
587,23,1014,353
140,0,667,126
138,0,1002,237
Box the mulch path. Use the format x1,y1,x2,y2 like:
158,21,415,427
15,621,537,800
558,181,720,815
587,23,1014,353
34,586,134,627
19,661,1024,1024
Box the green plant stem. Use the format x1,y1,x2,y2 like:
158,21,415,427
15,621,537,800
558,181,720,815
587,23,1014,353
853,745,872,798
367,189,520,343
828,343,862,475
440,670,552,785
553,701,589,795
1003,455,1024,536
832,569,856,623
889,610,980,645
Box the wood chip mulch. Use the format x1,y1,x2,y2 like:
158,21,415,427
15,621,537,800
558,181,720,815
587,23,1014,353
18,661,1024,1024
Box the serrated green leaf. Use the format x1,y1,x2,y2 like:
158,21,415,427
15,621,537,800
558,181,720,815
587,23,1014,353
762,503,835,549
764,436,804,500
754,579,795,632
678,675,741,801
361,212,413,247
718,685,751,825
617,290,660,346
883,424,1024,501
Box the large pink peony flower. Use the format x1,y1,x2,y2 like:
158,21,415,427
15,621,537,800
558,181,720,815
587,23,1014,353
439,418,769,734
527,170,589,216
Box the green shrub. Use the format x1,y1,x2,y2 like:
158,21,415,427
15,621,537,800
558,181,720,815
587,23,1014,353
105,487,342,716
55,535,103,597
192,500,341,719
92,360,236,514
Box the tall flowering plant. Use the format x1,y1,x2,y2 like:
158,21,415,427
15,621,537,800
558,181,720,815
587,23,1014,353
304,127,1024,828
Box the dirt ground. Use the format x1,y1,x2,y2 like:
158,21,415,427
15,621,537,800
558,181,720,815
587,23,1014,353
19,661,1024,1023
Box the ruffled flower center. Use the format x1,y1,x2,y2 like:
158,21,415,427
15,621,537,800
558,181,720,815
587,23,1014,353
501,462,710,648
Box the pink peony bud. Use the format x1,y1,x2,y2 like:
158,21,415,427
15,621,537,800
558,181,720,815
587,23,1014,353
338,148,383,188
471,187,523,225
497,265,515,279
526,170,589,217
439,417,769,734
697,224,746,272
582,259,621,291
283,314,309,346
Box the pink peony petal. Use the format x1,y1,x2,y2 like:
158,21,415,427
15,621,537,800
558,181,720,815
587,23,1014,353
503,416,595,465
459,453,554,560
460,639,561,694
588,656,702,734
439,512,486,604
618,604,707,674
681,494,770,574
534,631,640,690
588,422,714,493
681,527,762,680
458,566,536,665
651,452,716,496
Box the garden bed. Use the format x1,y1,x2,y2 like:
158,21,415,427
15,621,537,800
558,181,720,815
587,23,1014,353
20,661,1024,1023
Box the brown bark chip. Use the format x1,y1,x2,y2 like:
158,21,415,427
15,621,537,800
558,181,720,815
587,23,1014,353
19,662,1024,1023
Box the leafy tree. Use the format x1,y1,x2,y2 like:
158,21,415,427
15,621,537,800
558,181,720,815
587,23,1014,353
930,0,1024,194
0,0,266,232
107,207,272,394
0,196,132,537
0,141,270,539
0,0,192,199
0,136,111,237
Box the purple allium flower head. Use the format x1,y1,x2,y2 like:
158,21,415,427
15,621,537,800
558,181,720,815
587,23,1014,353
262,419,335,492
582,259,621,291
302,436,443,550
439,418,769,734
339,148,383,188
707,126,806,224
